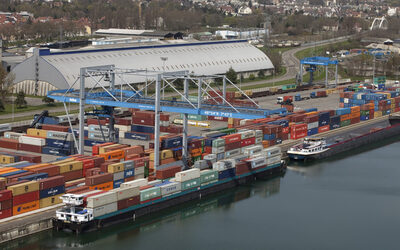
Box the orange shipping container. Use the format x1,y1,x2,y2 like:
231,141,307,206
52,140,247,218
340,114,350,122
262,140,270,148
318,125,330,133
350,106,360,113
89,181,113,191
13,200,39,216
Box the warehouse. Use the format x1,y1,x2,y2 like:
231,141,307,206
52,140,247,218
11,39,274,95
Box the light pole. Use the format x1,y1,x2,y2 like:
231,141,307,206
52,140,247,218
160,57,168,99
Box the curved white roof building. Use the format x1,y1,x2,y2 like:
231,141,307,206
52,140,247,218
11,40,274,94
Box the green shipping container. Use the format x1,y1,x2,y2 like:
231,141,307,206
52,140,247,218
340,119,351,127
181,178,201,191
181,95,199,103
200,170,218,184
360,110,370,116
192,156,201,162
140,187,161,201
219,128,237,135
180,114,207,121
212,138,225,148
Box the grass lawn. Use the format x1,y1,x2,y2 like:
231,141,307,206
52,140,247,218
0,102,69,115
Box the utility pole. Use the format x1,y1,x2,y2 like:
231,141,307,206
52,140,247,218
161,57,168,99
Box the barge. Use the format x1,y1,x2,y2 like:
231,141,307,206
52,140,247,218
53,161,286,234
287,116,400,161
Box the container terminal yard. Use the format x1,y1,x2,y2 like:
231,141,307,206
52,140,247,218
0,41,399,243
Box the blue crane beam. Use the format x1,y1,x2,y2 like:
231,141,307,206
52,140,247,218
47,89,287,119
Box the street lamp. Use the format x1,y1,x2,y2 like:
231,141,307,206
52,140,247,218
160,57,168,99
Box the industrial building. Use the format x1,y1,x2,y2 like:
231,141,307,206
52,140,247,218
11,39,274,95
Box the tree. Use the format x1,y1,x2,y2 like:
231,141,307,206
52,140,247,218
249,74,255,80
226,67,237,84
258,70,265,78
0,66,14,110
15,91,27,109
42,96,55,106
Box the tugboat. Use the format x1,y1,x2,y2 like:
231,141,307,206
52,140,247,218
287,137,330,161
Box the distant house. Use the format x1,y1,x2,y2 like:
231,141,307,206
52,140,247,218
238,6,252,15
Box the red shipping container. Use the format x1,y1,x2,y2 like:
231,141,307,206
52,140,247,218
33,165,60,177
125,154,141,161
20,155,41,163
222,134,241,144
65,179,85,189
236,162,251,175
189,139,203,149
85,173,113,186
6,180,29,189
318,125,330,133
41,124,69,132
132,111,156,120
282,126,290,134
87,118,107,126
117,196,140,210
0,179,5,191
281,133,289,141
13,191,39,206
208,116,228,122
86,168,101,177
241,137,255,147
123,146,144,156
160,113,169,121
139,185,154,191
132,117,154,126
61,170,83,182
304,115,319,123
0,190,12,202
0,209,12,219
291,124,307,133
115,118,131,126
66,186,90,194
39,176,65,190
7,172,33,184
225,141,241,151
204,146,212,154
0,199,12,210
18,143,42,153
156,166,181,180
92,142,115,156
0,138,19,150
290,130,307,140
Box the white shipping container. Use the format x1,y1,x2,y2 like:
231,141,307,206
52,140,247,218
88,124,110,133
89,202,118,217
120,178,148,188
224,148,241,158
263,147,281,157
4,132,25,140
194,160,210,170
255,137,263,144
267,155,281,165
344,98,349,104
86,192,118,208
175,168,200,182
160,182,181,196
134,174,145,179
239,130,256,140
114,124,130,132
110,186,140,201
89,132,111,140
18,136,46,146
113,171,125,181
307,122,319,130
134,166,145,175
240,145,254,154
160,121,170,127
246,157,268,169
212,161,226,171
221,159,236,169
239,119,251,126
203,154,217,161
211,146,225,154
0,123,11,132
243,145,263,156
46,131,73,141
255,130,263,138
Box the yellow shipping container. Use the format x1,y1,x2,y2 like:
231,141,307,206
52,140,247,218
245,90,253,97
39,194,64,208
108,162,124,173
374,111,382,118
23,163,50,171
234,91,241,98
391,103,396,109
52,158,75,166
58,161,83,173
27,128,47,138
150,150,173,161
270,87,278,93
0,155,15,164
7,181,39,196
228,118,234,125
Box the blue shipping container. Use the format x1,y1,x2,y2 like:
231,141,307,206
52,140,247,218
84,139,107,147
124,169,134,178
124,132,151,141
307,128,318,136
263,134,276,140
218,168,236,180
131,125,155,133
0,170,27,177
39,185,65,199
42,146,73,156
46,138,74,149
162,137,183,149
113,179,124,189
18,173,48,181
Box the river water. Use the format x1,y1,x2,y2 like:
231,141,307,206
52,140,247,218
4,138,400,250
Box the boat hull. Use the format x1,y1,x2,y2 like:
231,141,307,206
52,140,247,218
53,162,287,234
